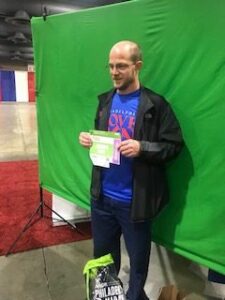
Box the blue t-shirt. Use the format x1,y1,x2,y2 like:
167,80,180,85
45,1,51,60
101,89,140,202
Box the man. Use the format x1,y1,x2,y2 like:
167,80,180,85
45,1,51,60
79,40,183,300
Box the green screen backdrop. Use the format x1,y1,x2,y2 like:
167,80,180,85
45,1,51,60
31,0,225,274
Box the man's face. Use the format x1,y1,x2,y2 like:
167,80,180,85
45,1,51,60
108,48,137,92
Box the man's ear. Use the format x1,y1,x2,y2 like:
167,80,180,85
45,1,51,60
135,60,143,71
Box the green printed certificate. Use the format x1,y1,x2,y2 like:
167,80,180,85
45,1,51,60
89,130,121,168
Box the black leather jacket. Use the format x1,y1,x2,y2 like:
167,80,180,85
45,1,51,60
90,86,183,221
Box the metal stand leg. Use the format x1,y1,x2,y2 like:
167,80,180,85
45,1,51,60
6,186,84,256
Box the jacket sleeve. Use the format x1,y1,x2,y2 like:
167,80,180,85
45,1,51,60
139,102,183,163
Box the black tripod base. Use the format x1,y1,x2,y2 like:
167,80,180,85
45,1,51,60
6,187,84,256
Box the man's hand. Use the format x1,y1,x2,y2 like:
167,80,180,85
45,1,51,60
118,139,141,157
79,132,92,148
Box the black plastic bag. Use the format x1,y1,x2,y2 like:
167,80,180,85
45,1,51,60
83,254,126,300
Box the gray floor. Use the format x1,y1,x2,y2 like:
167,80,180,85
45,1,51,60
0,102,224,300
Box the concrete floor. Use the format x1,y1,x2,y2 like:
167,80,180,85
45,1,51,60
0,102,224,300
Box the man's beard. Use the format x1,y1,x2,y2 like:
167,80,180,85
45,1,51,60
114,77,134,91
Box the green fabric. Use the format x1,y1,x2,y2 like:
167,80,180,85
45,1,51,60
31,0,225,275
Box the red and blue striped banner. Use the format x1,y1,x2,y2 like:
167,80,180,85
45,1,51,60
0,70,35,102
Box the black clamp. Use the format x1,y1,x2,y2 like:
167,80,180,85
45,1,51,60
42,6,48,21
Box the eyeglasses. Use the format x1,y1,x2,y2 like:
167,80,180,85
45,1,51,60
108,63,134,72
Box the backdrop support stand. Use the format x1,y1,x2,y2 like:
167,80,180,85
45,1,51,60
6,186,84,256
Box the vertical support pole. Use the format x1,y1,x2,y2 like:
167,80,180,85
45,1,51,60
40,186,44,217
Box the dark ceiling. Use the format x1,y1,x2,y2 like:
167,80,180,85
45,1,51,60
0,0,127,68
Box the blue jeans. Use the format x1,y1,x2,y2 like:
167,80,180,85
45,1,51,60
91,195,151,300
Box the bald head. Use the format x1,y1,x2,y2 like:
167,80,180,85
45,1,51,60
108,40,142,94
110,41,142,63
